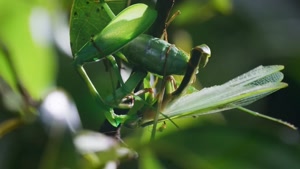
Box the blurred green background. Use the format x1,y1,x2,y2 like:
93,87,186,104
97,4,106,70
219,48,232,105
0,0,299,168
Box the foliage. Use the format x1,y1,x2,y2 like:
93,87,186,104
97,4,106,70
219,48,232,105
0,0,299,169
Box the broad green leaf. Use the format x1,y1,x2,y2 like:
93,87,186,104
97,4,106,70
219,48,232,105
139,148,164,169
70,0,127,55
0,50,17,91
146,125,300,169
0,1,56,99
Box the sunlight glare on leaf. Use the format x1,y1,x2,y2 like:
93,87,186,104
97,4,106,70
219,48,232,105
74,131,117,153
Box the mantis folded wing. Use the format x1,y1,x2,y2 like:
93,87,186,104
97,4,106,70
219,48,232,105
140,65,296,130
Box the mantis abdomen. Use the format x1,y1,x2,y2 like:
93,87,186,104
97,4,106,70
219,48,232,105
122,34,189,76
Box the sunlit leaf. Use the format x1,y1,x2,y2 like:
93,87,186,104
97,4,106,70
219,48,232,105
0,1,56,99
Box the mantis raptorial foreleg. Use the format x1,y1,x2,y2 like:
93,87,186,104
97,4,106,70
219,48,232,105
149,44,211,140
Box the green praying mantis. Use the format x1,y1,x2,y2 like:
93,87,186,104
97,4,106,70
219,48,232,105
71,1,210,127
70,1,296,132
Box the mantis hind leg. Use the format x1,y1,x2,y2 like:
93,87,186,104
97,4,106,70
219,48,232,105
75,63,147,126
149,45,210,139
95,1,134,104
161,10,181,41
90,37,131,102
105,55,130,92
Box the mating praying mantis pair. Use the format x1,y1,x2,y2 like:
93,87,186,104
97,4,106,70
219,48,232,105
70,0,296,137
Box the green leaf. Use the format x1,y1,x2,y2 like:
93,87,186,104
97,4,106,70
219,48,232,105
0,1,56,99
139,148,164,169
146,125,300,169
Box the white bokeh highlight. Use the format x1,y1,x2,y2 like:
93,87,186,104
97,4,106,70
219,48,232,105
40,90,81,133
